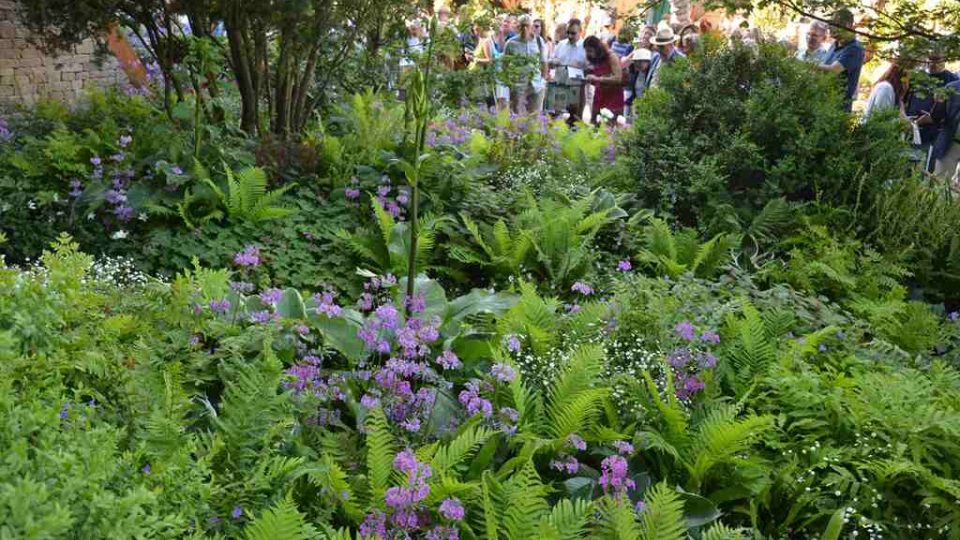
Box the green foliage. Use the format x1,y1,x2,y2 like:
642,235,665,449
636,218,740,279
203,163,296,224
242,497,318,540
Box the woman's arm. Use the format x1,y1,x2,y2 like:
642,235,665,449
591,56,623,86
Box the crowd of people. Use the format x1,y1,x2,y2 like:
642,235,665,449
400,6,959,177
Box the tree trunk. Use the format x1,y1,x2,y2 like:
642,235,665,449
223,3,258,133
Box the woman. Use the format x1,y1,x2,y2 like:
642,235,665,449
862,62,907,122
470,22,499,109
533,18,553,59
491,15,514,111
584,35,624,124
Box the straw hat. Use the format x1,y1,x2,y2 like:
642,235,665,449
650,25,677,45
629,48,652,61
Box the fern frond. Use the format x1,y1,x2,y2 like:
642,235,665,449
365,406,395,501
540,498,593,540
242,497,317,540
639,483,686,540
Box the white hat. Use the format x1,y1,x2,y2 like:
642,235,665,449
650,25,677,46
629,48,652,61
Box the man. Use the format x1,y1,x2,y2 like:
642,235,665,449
906,51,959,172
548,18,587,120
505,15,549,115
610,28,635,60
646,24,685,89
797,20,830,63
932,80,960,181
550,18,587,69
817,9,865,113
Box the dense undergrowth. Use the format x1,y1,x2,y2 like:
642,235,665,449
2,44,960,539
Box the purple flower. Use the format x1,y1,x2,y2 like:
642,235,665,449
104,189,127,205
550,455,580,474
459,381,493,417
360,394,380,408
566,433,587,451
439,498,465,521
111,152,125,162
426,526,459,540
675,374,705,400
490,363,516,383
437,350,461,370
504,334,521,353
400,417,422,432
230,281,255,294
113,205,134,221
142,463,151,474
567,303,582,314
571,281,594,295
258,288,283,305
950,312,959,322
598,454,635,495
406,293,426,313
250,310,276,324
59,402,70,420
69,179,84,198
231,506,243,519
314,291,343,318
698,352,717,369
377,185,392,197
208,298,232,314
617,259,632,272
233,245,261,267
394,448,419,474
674,321,696,341
818,344,828,353
375,303,400,330
360,510,387,539
667,347,691,368
90,156,102,167
634,500,647,514
344,187,361,199
119,134,133,148
613,440,635,455
294,324,310,336
396,193,410,205
171,165,184,175
699,330,720,345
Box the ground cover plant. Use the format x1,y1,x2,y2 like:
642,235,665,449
2,13,960,540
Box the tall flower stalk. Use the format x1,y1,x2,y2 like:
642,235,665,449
402,18,437,315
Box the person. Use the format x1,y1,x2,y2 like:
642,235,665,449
533,19,553,58
624,47,652,120
610,27,634,60
933,80,960,181
436,4,452,29
552,22,567,54
906,51,959,172
584,35,624,124
797,20,830,63
549,18,587,121
505,15,549,115
681,31,700,56
637,24,656,50
492,15,514,111
862,62,907,122
646,24,685,89
818,9,865,113
469,22,499,108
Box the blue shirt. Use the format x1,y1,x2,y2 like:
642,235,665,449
826,39,865,112
906,70,959,145
610,40,634,59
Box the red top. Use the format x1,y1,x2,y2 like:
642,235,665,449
592,59,624,114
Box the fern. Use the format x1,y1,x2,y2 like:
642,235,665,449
637,218,738,279
364,406,395,502
686,404,773,491
546,344,608,439
203,163,295,223
539,498,593,540
242,497,318,540
424,424,495,477
639,483,686,540
593,496,641,540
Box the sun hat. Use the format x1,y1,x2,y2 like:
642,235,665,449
629,48,652,61
650,25,677,45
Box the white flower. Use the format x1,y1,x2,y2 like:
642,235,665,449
111,230,128,240
599,108,614,119
137,213,148,222
86,212,95,220
27,200,36,210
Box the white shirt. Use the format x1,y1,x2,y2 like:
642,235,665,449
862,81,896,122
552,39,587,69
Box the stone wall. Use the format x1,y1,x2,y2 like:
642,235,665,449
0,0,127,109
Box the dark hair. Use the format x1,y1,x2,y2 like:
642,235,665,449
833,8,855,29
567,18,582,31
583,35,610,63
877,63,906,102
533,18,547,40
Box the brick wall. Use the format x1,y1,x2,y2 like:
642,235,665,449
0,0,127,109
